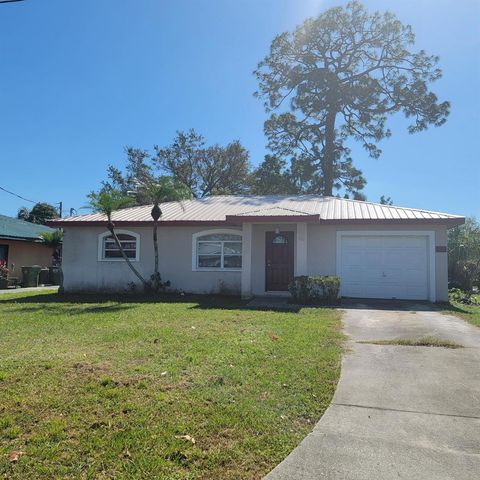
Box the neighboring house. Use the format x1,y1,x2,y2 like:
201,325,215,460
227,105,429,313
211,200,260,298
0,215,55,283
49,195,465,302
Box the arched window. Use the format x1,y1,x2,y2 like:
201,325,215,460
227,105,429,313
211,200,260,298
192,230,242,271
272,234,288,244
98,230,140,262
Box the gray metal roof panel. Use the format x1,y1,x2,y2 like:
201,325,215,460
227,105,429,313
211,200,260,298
52,195,464,224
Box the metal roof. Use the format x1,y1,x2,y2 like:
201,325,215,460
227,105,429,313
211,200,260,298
0,214,55,241
49,195,465,227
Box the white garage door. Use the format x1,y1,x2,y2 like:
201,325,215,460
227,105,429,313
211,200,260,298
339,234,430,300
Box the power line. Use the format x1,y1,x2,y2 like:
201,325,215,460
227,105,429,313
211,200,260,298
0,185,37,204
0,185,65,216
0,1,26,4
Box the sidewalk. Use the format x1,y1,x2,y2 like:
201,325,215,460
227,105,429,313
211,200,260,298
0,286,59,295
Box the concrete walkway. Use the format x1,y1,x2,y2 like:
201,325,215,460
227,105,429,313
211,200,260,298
0,286,58,295
265,301,480,480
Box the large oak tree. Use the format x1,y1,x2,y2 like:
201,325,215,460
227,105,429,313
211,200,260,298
254,1,449,197
153,129,251,198
101,147,190,205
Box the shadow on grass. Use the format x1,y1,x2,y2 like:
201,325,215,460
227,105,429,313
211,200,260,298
438,302,475,315
1,302,136,315
2,292,444,314
0,292,306,313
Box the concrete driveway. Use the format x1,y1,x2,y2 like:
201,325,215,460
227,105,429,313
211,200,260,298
265,301,480,480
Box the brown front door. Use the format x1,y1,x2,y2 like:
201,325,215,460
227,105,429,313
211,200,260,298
265,231,294,291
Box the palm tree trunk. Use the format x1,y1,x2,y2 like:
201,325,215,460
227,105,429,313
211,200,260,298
153,219,159,275
109,228,148,288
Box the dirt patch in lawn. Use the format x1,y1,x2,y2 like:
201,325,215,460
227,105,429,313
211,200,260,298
358,336,463,349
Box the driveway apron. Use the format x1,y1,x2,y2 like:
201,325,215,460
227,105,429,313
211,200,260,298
265,302,480,480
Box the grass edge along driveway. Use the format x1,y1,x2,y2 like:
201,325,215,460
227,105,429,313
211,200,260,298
442,299,480,328
0,291,344,480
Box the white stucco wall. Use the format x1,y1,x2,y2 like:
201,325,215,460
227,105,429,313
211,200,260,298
306,223,449,302
62,222,450,301
62,226,242,294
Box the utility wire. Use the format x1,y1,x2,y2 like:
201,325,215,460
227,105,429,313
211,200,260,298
0,1,26,4
0,185,64,216
0,185,37,204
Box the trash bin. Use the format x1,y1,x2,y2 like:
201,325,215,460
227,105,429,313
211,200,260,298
21,265,42,287
38,268,50,285
49,266,62,286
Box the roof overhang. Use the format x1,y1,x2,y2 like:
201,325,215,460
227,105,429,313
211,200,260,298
47,220,231,227
0,235,44,242
48,216,464,228
317,217,465,227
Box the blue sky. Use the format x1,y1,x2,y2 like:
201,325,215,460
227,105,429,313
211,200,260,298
0,0,478,218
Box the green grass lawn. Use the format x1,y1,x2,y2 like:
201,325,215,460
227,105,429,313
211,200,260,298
442,296,480,328
0,291,343,479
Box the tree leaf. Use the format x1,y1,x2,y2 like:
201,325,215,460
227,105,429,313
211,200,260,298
175,434,196,445
8,451,25,462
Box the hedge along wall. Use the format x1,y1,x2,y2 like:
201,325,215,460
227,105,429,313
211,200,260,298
288,275,340,305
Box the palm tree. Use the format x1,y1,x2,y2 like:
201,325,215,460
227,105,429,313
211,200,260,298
143,180,188,291
39,229,63,263
40,229,64,290
87,190,148,288
17,206,30,221
150,198,162,291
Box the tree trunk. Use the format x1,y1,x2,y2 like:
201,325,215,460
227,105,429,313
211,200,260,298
323,109,337,196
109,227,148,288
153,219,159,275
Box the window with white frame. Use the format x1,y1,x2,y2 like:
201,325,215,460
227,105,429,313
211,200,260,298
193,231,242,270
98,230,140,261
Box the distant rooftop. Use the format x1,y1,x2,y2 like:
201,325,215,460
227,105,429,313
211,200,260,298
0,215,55,241
49,195,465,227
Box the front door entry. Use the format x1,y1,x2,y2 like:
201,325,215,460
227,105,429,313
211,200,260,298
265,231,294,291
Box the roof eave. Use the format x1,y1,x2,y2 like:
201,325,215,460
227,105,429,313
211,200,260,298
318,217,465,227
48,216,465,228
0,235,44,242
47,220,233,227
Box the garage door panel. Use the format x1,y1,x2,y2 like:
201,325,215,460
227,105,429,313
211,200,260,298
339,235,430,301
362,284,402,299
382,268,403,284
364,251,383,267
342,251,363,266
342,237,364,247
383,249,404,264
362,237,384,248
404,277,427,289
363,269,383,282
343,265,363,282
403,257,426,269
342,284,364,297
405,285,429,299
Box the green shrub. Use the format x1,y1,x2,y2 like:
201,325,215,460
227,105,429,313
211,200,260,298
289,275,340,305
449,288,479,305
448,217,480,291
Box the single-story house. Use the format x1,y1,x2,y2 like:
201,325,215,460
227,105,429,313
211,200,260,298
0,214,55,283
49,195,465,302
